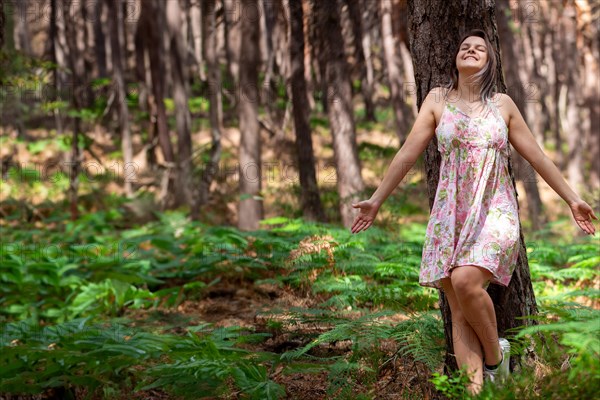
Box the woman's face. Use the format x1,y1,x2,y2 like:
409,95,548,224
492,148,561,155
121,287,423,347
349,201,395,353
456,36,488,72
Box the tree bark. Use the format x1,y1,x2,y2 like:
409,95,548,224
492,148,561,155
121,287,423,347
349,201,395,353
315,0,365,228
496,0,545,231
141,0,176,208
199,0,223,208
345,0,376,122
13,0,31,55
579,0,600,188
407,0,540,377
49,0,68,135
550,5,565,170
63,0,86,220
381,0,413,145
290,0,326,223
237,0,263,231
166,0,198,217
93,0,107,78
189,0,206,81
560,3,584,196
133,13,156,171
224,0,241,89
0,0,4,49
106,0,133,197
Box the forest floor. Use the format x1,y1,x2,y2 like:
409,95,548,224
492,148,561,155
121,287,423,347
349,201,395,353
120,276,441,400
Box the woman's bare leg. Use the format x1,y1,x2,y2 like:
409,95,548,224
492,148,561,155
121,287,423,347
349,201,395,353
440,277,485,395
450,265,502,367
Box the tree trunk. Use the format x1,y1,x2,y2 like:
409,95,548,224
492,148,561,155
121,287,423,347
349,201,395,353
301,0,315,111
237,0,263,231
13,0,31,55
579,0,600,188
496,0,544,231
49,0,67,135
199,0,223,208
0,0,4,49
166,0,198,217
133,14,157,171
224,0,240,89
550,5,565,170
315,0,365,228
309,0,329,115
141,0,176,208
345,0,376,122
106,0,133,197
80,0,94,108
189,0,206,81
560,3,584,196
93,0,107,78
407,0,540,377
381,0,413,145
290,0,326,223
395,0,418,119
64,0,85,220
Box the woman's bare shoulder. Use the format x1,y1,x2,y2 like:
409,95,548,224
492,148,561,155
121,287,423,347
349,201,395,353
492,92,518,106
423,86,449,108
491,92,517,113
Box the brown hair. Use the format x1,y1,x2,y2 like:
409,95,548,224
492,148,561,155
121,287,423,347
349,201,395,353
445,29,497,102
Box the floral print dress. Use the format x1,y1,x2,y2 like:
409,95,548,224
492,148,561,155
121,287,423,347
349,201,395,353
419,95,521,289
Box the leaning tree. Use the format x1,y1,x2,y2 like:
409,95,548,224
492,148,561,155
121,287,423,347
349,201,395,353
407,0,542,376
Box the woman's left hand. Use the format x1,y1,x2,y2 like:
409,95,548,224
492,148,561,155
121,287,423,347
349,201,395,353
569,199,598,236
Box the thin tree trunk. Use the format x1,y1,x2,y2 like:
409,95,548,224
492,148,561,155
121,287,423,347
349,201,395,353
381,0,412,146
237,0,263,231
106,0,133,197
93,0,107,78
224,0,240,89
199,0,223,207
80,0,94,108
308,0,329,115
290,0,326,223
141,0,176,208
49,0,66,135
64,0,85,220
580,0,600,187
315,0,365,228
497,0,544,231
13,0,31,55
345,0,376,122
395,0,418,119
261,0,277,136
166,0,198,217
134,15,156,171
561,3,584,196
0,0,4,49
407,0,540,379
301,0,315,111
550,5,565,169
190,0,206,81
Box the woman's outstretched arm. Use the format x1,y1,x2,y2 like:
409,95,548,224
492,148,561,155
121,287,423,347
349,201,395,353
350,87,440,234
503,94,597,235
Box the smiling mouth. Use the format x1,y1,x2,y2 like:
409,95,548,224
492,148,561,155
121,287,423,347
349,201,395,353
464,56,478,60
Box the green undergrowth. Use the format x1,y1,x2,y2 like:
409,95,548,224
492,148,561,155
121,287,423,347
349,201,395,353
0,199,598,399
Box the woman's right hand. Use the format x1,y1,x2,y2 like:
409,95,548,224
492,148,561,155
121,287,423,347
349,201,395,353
350,199,381,234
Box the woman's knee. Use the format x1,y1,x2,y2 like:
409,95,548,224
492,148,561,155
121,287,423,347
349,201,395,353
450,265,491,295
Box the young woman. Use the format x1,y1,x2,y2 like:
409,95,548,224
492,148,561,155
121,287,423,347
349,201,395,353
350,29,597,395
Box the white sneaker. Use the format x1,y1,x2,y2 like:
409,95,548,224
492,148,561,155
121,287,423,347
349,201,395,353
483,337,510,383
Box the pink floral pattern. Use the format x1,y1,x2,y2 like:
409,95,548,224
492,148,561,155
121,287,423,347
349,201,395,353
419,96,520,289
